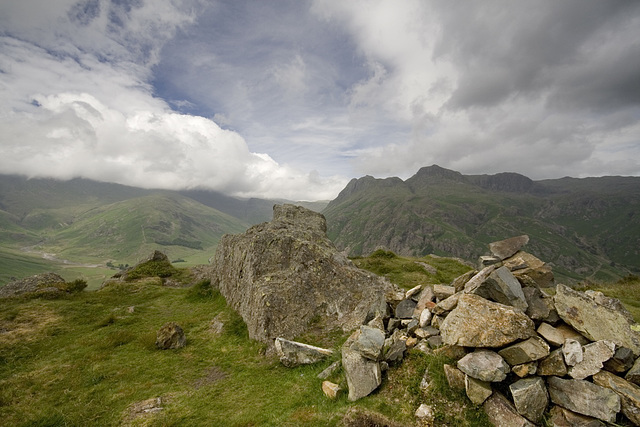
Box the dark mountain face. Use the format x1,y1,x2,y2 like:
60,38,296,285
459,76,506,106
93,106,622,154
323,166,640,283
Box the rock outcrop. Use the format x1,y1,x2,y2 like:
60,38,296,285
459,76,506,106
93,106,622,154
0,272,85,298
210,204,395,345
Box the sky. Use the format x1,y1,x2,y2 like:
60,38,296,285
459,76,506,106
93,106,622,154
1,0,639,201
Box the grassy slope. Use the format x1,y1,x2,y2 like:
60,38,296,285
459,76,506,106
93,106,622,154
0,255,492,427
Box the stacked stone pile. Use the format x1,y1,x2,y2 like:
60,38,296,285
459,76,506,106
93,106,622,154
275,235,640,426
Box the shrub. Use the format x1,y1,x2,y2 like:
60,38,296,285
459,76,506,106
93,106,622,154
124,260,179,281
370,249,397,259
186,279,219,302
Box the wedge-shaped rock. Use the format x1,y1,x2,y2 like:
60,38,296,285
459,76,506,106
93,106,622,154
489,235,529,260
547,376,620,423
481,266,528,311
457,350,510,382
503,251,555,288
275,337,333,367
626,356,640,385
554,284,640,356
537,349,567,377
342,330,382,401
465,375,492,405
463,265,497,294
483,392,536,427
498,336,550,366
443,364,466,391
524,287,559,322
440,294,536,348
603,347,635,374
568,340,615,380
537,322,565,347
350,325,385,361
510,377,548,424
593,370,640,425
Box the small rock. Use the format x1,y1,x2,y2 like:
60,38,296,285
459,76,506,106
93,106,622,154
395,299,417,319
626,356,640,385
555,323,589,345
537,322,565,347
451,270,477,293
510,376,548,424
440,294,536,348
350,326,385,361
414,403,434,420
593,369,640,425
465,375,493,405
498,336,550,366
483,392,536,427
385,338,407,363
547,376,620,423
405,285,422,300
458,350,510,382
537,349,568,377
317,360,341,379
322,381,341,399
156,322,186,350
432,293,460,315
512,362,538,378
443,364,466,391
433,284,455,300
426,335,443,348
413,286,436,315
489,235,529,260
342,330,382,401
387,317,401,333
548,405,605,427
603,346,635,374
275,338,333,367
562,339,583,367
568,340,615,380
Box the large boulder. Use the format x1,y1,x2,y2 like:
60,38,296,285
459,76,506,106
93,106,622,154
0,272,66,298
554,284,640,356
440,294,536,348
210,205,394,345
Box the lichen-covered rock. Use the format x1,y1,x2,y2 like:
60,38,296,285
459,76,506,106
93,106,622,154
593,370,640,425
489,235,530,260
499,336,550,366
509,377,548,424
342,329,382,401
503,251,555,288
554,284,640,356
568,340,615,380
210,204,395,345
0,272,67,298
547,376,620,423
483,392,537,427
156,322,186,350
457,350,510,382
440,294,536,348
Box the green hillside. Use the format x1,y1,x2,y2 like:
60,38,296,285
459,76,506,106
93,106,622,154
0,176,253,287
323,165,640,283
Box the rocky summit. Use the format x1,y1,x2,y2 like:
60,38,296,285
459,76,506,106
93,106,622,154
268,232,640,426
210,204,396,345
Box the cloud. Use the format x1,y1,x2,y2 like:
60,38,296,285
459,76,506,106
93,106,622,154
0,0,348,200
313,0,640,179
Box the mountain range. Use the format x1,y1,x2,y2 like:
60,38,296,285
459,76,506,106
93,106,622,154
323,165,640,283
1,165,639,286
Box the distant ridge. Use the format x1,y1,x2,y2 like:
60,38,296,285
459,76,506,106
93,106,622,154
323,165,640,282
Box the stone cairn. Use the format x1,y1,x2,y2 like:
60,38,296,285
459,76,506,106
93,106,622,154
276,235,640,426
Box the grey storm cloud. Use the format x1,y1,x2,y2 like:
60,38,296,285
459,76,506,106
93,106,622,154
0,0,639,200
